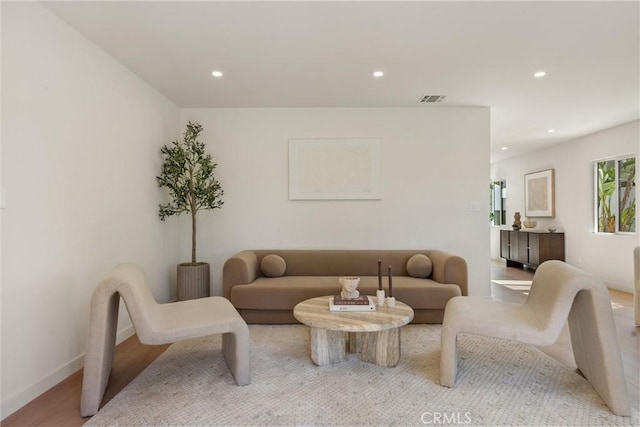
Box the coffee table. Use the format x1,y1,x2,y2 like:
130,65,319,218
293,296,414,367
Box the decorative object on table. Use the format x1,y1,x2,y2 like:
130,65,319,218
157,121,224,301
329,295,376,312
522,219,537,229
547,226,557,233
386,265,396,307
333,295,370,305
338,276,360,299
512,211,522,230
377,259,385,306
377,290,386,306
525,168,555,217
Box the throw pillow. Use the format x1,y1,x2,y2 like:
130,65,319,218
406,254,432,278
260,254,286,277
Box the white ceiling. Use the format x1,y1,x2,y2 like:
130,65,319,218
43,1,639,162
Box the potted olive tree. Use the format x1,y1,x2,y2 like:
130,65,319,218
157,121,224,300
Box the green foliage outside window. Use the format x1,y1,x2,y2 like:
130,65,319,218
618,157,636,232
595,156,635,234
490,180,506,226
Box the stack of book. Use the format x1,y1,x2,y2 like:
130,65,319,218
329,295,376,312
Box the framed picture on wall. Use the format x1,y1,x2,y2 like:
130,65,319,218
289,138,382,200
525,169,555,217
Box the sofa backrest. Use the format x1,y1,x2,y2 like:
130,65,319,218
252,249,432,277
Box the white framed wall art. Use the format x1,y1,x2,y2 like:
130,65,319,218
289,138,382,200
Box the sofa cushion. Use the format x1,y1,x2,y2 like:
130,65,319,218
391,279,461,309
260,254,286,277
230,276,460,310
407,254,432,278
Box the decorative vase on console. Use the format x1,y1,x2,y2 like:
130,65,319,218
512,212,522,230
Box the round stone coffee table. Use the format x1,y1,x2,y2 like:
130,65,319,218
293,296,414,367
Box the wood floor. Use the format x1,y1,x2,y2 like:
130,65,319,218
3,259,638,426
2,338,170,427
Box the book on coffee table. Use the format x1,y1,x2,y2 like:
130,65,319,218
329,295,376,312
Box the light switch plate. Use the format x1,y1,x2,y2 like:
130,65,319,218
469,201,480,212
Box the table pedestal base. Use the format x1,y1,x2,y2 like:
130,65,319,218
360,328,400,367
309,327,401,367
310,328,347,366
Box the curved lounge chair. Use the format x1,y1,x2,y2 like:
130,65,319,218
80,263,250,417
440,260,630,417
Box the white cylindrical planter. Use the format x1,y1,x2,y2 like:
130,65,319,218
177,263,210,301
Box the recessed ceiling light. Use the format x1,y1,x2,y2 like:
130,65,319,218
501,146,509,151
211,70,223,78
373,71,384,78
533,71,546,78
547,129,555,133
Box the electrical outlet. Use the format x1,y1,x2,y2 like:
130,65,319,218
469,201,480,212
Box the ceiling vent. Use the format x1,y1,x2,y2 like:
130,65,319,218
418,95,446,104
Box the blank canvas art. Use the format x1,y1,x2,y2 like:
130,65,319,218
289,138,382,200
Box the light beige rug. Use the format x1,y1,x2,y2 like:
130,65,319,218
85,325,635,426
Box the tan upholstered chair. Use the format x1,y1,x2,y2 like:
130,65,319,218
440,260,630,416
634,246,640,326
80,263,250,417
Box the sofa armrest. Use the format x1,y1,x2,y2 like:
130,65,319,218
223,251,260,300
429,250,468,296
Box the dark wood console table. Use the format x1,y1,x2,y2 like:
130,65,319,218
500,230,565,268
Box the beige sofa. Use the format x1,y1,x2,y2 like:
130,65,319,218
223,249,468,324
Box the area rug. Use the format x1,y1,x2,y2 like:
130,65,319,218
86,325,635,426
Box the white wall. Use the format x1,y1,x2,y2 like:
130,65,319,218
1,2,180,417
179,107,491,298
1,4,492,418
491,120,639,292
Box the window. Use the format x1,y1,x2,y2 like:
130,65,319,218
594,156,636,233
490,180,506,226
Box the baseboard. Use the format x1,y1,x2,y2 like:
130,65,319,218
1,325,135,419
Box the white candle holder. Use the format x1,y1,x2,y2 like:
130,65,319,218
386,296,396,308
376,289,386,306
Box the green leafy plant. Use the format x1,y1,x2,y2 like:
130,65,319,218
597,161,616,233
157,122,224,264
618,157,636,232
596,158,637,233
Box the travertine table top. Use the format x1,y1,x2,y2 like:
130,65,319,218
293,296,414,332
